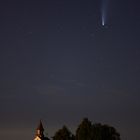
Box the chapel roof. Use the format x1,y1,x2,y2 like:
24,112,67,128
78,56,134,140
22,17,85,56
36,120,44,131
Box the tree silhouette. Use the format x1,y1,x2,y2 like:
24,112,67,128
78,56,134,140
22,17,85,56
52,118,121,140
100,124,120,140
76,118,121,140
76,118,93,140
92,123,102,140
53,126,74,140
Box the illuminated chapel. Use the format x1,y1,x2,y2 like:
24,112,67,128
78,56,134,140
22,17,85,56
34,121,49,140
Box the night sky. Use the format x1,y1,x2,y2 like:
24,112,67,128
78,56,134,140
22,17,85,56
0,0,140,140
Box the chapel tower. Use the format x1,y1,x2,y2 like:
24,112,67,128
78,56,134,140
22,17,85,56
34,121,49,140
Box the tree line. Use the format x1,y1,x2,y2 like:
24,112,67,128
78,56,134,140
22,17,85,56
52,118,121,140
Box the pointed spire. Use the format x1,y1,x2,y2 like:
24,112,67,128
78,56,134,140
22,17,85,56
36,120,44,131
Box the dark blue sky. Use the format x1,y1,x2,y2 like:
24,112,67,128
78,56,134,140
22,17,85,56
0,0,140,140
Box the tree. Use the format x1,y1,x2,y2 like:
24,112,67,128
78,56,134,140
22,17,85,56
76,118,121,140
53,126,74,140
92,123,102,140
76,118,94,140
100,124,120,140
53,118,121,140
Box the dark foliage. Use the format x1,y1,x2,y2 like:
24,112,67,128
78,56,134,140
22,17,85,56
53,126,74,140
53,118,121,140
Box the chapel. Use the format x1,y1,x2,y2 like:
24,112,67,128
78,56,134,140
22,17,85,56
34,121,49,140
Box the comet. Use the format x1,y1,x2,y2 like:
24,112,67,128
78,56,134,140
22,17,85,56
101,11,105,26
101,0,109,26
102,20,105,26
